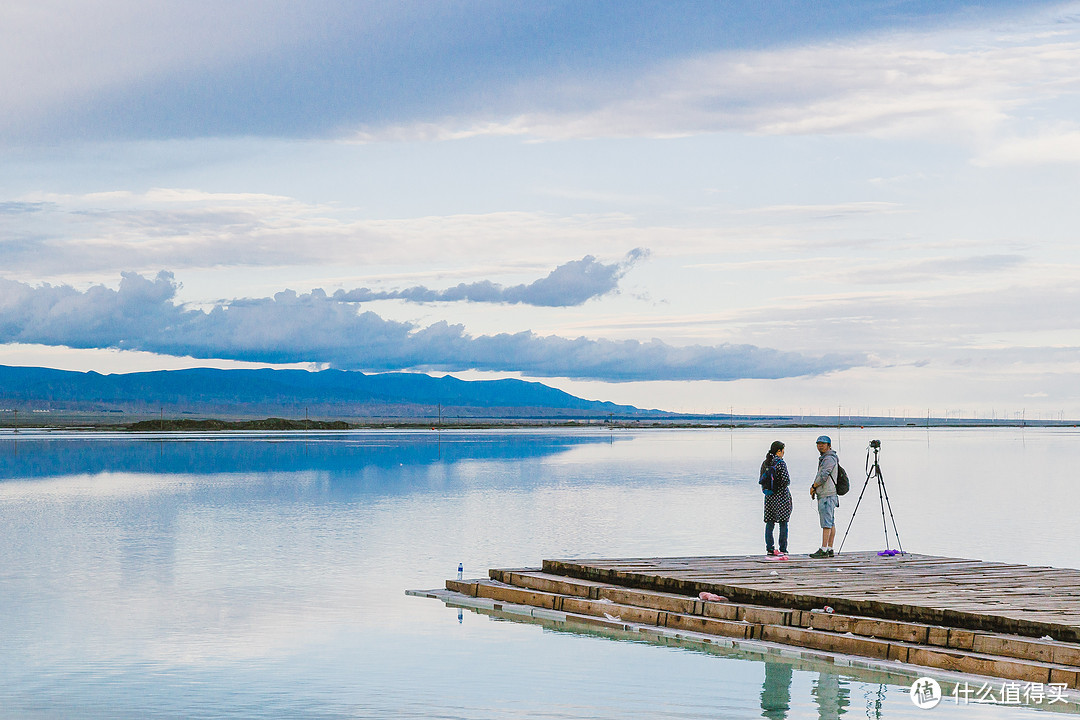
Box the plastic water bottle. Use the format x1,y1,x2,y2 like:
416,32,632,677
457,562,463,580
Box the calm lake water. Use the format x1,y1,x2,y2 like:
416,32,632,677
0,427,1075,719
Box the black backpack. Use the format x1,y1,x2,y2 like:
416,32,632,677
835,463,850,495
759,462,776,495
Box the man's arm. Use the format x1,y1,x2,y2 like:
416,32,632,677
813,455,837,489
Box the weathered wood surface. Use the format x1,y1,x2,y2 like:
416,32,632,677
438,555,1080,688
542,552,1080,643
446,569,1080,687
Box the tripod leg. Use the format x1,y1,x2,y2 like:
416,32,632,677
877,468,905,555
876,465,890,551
836,473,873,555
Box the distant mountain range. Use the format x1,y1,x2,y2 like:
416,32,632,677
0,365,666,420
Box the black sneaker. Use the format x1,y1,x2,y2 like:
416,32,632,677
809,548,830,559
826,549,835,558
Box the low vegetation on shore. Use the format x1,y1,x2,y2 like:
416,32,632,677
124,418,352,431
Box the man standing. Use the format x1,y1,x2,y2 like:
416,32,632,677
809,435,838,558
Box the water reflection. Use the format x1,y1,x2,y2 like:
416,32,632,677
761,665,853,720
474,601,903,719
761,662,792,718
0,431,622,481
0,428,1069,719
812,672,851,719
860,685,887,720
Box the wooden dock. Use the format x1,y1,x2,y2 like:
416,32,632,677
439,553,1080,689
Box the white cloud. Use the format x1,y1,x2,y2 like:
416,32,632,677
1,190,651,279
353,8,1080,160
0,342,318,374
3,189,892,284
548,272,1080,365
335,250,648,307
730,202,905,218
0,272,856,382
833,254,1028,284
712,281,1080,355
975,128,1080,165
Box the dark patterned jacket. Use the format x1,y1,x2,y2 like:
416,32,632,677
762,454,792,523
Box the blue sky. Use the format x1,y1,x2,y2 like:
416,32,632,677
2,0,1079,417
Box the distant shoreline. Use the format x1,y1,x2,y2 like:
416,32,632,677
0,416,1076,432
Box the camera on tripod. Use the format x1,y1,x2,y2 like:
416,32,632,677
869,439,881,449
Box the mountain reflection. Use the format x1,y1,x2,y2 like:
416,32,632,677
0,431,617,485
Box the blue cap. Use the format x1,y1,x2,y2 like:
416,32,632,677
816,435,832,444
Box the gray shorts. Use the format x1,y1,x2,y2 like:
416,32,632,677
817,494,839,528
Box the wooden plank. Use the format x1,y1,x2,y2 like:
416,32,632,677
445,579,479,596
701,602,741,621
543,554,1080,643
1050,668,1080,688
663,612,754,639
598,586,699,615
475,581,557,610
560,597,662,626
801,612,930,644
740,606,792,625
471,553,1080,687
1055,645,1080,667
504,571,605,599
974,634,1056,664
906,647,1052,685
760,625,893,660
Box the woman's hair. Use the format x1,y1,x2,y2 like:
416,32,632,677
761,440,785,476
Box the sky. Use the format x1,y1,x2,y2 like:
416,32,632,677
2,0,1080,418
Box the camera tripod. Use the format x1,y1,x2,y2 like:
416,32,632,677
837,442,904,556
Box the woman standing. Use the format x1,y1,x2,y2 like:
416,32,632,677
761,440,792,557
